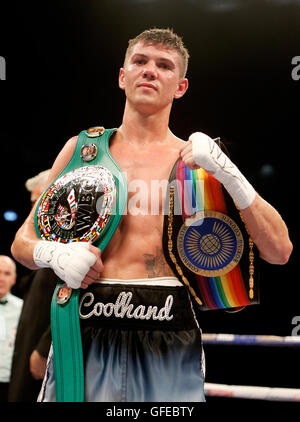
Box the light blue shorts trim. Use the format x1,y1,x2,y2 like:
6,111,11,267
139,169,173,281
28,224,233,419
38,327,205,402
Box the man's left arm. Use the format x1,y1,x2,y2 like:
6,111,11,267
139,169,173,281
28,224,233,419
180,132,293,265
239,194,292,265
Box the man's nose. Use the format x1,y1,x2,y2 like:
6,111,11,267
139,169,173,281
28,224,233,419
142,61,157,80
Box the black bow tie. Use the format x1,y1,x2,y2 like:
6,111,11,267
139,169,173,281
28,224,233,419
0,299,8,305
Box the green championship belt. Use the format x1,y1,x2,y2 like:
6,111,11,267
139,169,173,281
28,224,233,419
34,127,128,401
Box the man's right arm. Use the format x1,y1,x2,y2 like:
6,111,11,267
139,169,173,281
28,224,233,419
11,136,104,289
11,136,78,269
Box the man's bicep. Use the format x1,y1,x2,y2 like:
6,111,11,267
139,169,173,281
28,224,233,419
11,202,41,268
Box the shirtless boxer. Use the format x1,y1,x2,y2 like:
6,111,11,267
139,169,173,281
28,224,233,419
11,28,292,402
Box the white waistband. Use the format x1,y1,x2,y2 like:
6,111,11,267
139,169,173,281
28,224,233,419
95,276,183,287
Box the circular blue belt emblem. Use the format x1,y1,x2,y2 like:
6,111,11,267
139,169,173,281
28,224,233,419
177,211,244,276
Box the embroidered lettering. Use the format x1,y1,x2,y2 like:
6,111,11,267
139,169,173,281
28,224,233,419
79,291,174,322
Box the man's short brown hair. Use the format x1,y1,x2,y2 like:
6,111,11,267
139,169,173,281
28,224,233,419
124,28,190,78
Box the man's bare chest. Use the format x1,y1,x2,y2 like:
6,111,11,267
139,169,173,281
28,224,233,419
112,145,178,179
111,145,179,215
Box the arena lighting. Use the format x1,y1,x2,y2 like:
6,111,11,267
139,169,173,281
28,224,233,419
3,210,18,222
260,164,275,178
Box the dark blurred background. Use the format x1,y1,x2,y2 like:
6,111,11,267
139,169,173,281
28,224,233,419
0,0,299,396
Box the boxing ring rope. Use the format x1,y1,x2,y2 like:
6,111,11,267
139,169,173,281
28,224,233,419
204,383,300,402
202,333,300,401
202,333,300,347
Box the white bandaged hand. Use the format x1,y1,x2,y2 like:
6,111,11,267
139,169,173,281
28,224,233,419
189,132,256,209
33,241,97,289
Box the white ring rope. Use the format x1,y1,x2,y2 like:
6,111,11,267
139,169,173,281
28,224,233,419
204,383,300,402
203,333,300,401
202,333,300,347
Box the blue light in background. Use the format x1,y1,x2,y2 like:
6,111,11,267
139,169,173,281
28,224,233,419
3,210,18,222
260,164,275,178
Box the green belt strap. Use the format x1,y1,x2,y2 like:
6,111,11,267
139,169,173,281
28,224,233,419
51,283,84,402
45,128,128,402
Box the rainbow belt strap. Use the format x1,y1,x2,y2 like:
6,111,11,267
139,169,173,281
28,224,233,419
176,160,252,310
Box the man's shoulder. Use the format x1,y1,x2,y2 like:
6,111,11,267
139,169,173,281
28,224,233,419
66,135,79,146
170,133,187,149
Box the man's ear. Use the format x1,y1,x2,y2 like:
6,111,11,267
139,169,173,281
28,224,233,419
174,78,189,99
119,68,125,90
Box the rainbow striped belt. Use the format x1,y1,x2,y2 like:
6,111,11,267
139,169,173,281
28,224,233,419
164,159,259,312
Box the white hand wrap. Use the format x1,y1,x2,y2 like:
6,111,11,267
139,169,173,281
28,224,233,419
33,241,97,289
190,132,256,210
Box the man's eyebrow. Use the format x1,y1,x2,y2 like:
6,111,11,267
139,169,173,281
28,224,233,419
131,53,175,67
132,53,147,59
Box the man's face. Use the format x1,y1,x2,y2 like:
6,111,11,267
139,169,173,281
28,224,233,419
119,41,188,114
0,257,16,298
